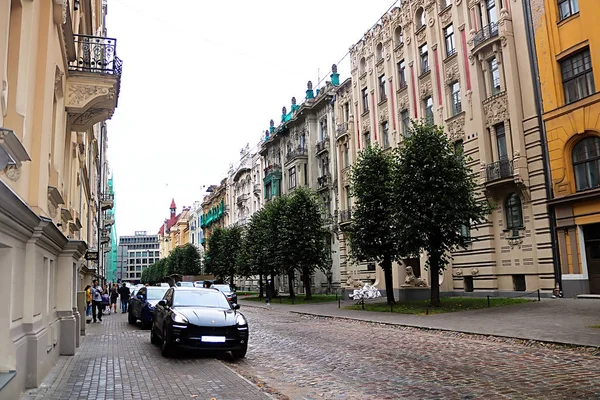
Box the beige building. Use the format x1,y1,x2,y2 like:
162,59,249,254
0,0,121,397
338,0,554,296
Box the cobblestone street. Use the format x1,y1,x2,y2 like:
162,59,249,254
232,306,600,400
20,313,271,400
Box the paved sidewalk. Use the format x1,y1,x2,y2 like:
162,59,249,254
239,297,600,347
21,312,272,400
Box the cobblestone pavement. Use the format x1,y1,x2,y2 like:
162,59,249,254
21,312,272,400
231,306,600,400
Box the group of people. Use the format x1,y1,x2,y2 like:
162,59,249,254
83,280,131,323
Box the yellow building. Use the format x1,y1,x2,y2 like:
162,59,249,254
0,0,121,396
201,179,227,247
530,0,600,295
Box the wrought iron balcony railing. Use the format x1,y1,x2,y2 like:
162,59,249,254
69,34,122,75
101,193,114,202
317,174,331,190
473,22,499,48
336,122,349,138
286,146,308,163
316,139,329,154
339,209,352,224
264,164,281,175
485,158,513,182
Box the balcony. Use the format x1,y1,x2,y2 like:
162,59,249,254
253,183,261,194
264,164,281,176
317,174,331,191
66,34,123,131
316,139,329,154
236,193,249,206
321,213,333,226
103,211,115,227
336,122,349,140
339,209,352,225
100,193,114,210
472,22,499,49
485,159,513,183
100,228,111,244
285,147,308,164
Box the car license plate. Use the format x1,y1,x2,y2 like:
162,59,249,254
201,336,226,343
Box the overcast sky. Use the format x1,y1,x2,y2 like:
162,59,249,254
107,0,396,236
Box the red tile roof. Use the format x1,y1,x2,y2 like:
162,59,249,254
158,212,181,235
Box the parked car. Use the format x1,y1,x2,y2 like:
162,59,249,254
128,286,169,329
194,280,213,288
151,287,248,358
176,281,195,287
211,284,237,304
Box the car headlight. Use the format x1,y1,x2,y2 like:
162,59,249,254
235,314,247,326
172,313,188,324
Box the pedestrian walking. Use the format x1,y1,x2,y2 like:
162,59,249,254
84,285,92,320
118,282,130,313
90,280,103,323
110,283,119,314
266,279,272,305
101,284,110,314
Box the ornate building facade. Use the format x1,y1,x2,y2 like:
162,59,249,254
200,178,227,246
226,143,263,227
0,0,122,396
340,0,554,295
527,0,600,296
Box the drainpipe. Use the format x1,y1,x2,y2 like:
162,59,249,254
521,0,561,295
97,124,104,283
87,138,93,272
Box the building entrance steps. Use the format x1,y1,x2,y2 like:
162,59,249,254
239,297,600,347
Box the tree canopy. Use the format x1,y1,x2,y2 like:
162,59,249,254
141,244,202,285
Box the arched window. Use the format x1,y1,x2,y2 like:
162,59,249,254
505,193,523,230
376,43,384,61
394,26,404,46
573,136,600,191
416,7,426,28
359,57,366,75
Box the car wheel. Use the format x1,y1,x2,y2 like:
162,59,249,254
128,309,136,324
160,325,171,357
231,344,248,359
150,325,160,345
141,319,151,330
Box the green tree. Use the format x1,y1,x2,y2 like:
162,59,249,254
347,144,399,304
222,225,244,285
394,121,490,306
180,244,202,276
205,227,227,280
282,187,329,300
238,209,272,298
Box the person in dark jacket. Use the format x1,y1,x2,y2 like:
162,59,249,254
118,283,131,313
265,279,272,305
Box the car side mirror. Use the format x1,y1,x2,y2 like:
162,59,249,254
137,294,144,300
157,300,166,307
232,303,240,310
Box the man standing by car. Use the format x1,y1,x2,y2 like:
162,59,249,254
266,279,272,305
119,283,131,313
90,280,103,323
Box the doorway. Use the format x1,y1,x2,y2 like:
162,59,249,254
583,223,600,294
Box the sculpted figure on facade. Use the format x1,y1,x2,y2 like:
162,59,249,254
401,266,427,287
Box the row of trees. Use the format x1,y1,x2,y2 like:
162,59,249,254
347,121,489,306
141,244,202,285
205,187,330,300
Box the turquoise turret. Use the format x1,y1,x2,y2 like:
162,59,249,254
331,64,340,86
306,81,314,99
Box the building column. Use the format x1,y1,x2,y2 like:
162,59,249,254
56,240,86,356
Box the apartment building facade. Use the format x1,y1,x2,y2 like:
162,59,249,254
0,0,122,397
527,0,600,296
339,0,554,295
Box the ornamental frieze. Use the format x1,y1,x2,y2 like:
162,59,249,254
440,5,453,26
444,58,460,84
397,93,409,110
394,43,405,59
361,117,371,132
67,84,113,107
416,27,427,46
419,75,433,99
376,60,385,76
446,113,465,142
379,107,389,123
482,92,509,127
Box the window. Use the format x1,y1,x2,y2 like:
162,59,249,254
397,60,407,89
494,122,508,160
401,110,410,137
345,186,351,208
376,43,384,62
359,57,366,75
454,140,464,154
444,25,455,57
561,49,595,104
265,182,272,200
379,75,387,102
319,118,327,141
344,103,350,122
343,143,349,167
505,193,523,230
451,81,461,115
361,88,369,113
460,223,470,240
489,57,501,95
463,276,474,292
289,167,296,189
364,131,371,147
394,26,403,46
486,0,498,25
558,0,578,20
416,7,426,28
424,97,434,125
420,44,429,74
304,163,308,185
382,121,390,148
572,136,600,191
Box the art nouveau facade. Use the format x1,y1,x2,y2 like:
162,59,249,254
0,0,121,397
527,0,600,296
340,0,554,295
226,142,263,227
200,178,227,245
259,74,342,294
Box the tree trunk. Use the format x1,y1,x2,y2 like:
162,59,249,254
429,252,441,307
287,271,295,299
229,274,234,286
382,255,395,304
258,274,264,299
303,266,312,300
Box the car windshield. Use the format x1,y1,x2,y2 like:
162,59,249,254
146,288,168,300
212,284,232,292
173,290,232,308
177,282,194,287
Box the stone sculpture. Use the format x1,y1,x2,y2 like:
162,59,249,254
401,266,427,287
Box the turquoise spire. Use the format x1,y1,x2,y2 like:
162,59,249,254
306,81,314,99
331,64,340,86
291,97,300,112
